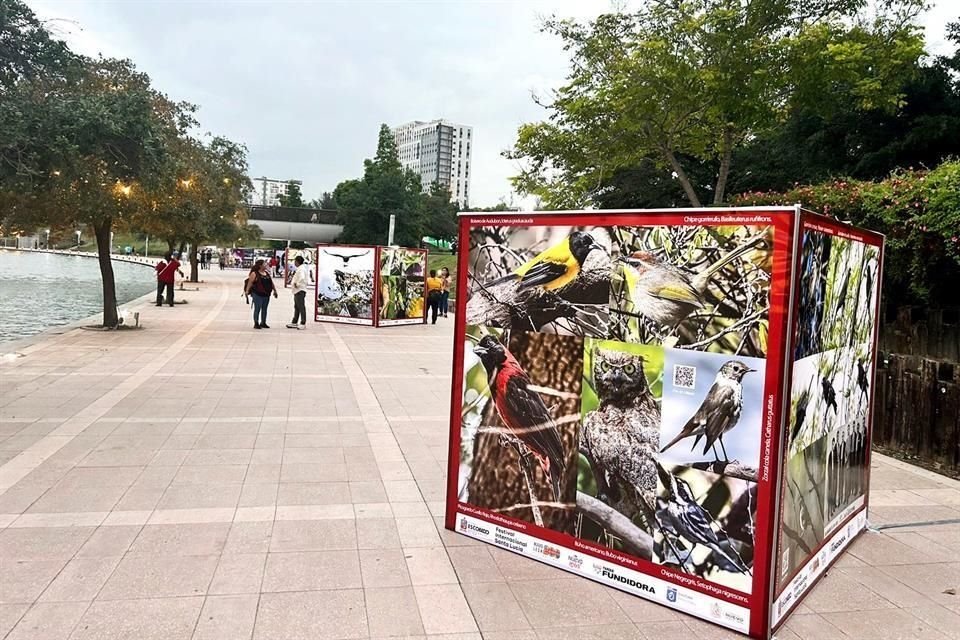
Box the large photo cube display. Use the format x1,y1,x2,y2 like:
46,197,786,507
444,207,883,639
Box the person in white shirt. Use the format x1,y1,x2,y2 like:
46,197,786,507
286,255,312,329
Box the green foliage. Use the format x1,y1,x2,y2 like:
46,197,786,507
508,0,927,208
734,160,960,306
307,191,336,210
277,180,304,207
335,125,426,247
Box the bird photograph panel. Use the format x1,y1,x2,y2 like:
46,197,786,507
576,339,664,552
654,463,757,592
379,275,425,321
459,325,582,533
788,346,872,535
658,349,765,478
795,231,879,360
284,248,317,286
775,434,828,592
316,247,376,318
465,225,612,337
380,248,426,279
609,224,773,357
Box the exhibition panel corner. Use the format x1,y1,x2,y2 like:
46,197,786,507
314,243,429,328
442,207,884,639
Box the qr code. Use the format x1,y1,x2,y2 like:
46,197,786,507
672,364,696,389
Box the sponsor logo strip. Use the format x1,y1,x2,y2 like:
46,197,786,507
456,513,750,634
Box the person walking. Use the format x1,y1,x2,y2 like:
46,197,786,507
199,250,207,271
157,252,183,307
218,251,225,270
425,269,444,325
154,256,167,306
439,267,451,318
244,259,278,329
286,255,311,329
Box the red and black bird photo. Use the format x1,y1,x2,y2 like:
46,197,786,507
473,334,566,501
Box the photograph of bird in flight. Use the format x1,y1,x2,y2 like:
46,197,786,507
458,325,582,533
610,225,772,357
316,246,376,320
466,226,612,336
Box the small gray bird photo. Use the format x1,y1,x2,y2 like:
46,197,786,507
658,349,765,476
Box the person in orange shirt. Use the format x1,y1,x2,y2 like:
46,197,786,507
425,269,444,325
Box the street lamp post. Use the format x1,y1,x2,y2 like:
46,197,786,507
45,229,50,249
75,230,81,250
145,234,149,258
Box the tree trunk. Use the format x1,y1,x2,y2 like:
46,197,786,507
662,147,702,207
94,219,119,328
189,244,199,282
713,126,734,205
166,239,175,254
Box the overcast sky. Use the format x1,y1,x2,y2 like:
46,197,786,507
28,1,957,207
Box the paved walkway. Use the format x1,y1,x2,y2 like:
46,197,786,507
0,269,957,640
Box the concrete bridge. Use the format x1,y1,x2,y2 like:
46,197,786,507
246,205,343,243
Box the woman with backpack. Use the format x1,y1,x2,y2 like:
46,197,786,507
244,259,278,329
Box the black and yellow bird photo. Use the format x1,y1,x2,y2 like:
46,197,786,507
466,226,613,337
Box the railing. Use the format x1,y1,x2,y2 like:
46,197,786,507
246,206,338,224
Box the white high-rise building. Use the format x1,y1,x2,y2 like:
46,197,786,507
392,120,473,207
248,177,302,206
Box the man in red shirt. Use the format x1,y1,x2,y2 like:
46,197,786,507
154,257,167,306
157,252,184,307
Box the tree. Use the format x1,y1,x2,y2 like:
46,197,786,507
508,1,926,208
1,39,184,327
277,180,303,207
307,191,336,210
422,181,458,241
334,124,425,246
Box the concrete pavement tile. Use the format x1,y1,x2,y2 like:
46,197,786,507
244,464,281,484
209,553,266,594
195,434,257,449
249,448,283,465
349,481,388,503
461,581,530,631
193,594,259,640
359,549,411,588
839,566,938,607
56,467,142,488
172,465,247,485
395,517,441,548
70,596,204,640
491,548,574,581
0,526,93,560
269,519,357,552
224,522,273,554
365,587,424,637
148,507,235,524
384,481,422,502
346,461,381,482
254,590,367,640
39,556,121,602
275,504,354,520
683,618,757,639
909,605,960,639
357,518,401,549
353,503,393,519
98,553,218,599
510,579,629,628
446,546,504,583
157,483,241,510
388,501,430,518
821,607,952,640
282,447,345,464
183,449,252,466
277,482,351,505
237,483,278,507
877,563,960,608
76,526,141,557
0,603,29,637
536,624,645,640
280,462,348,483
26,484,128,514
404,546,457,585
112,485,164,511
801,570,897,613
781,612,851,639
0,559,65,604
128,523,230,556
5,601,88,640
412,584,478,634
262,550,361,592
848,530,940,565
234,506,275,522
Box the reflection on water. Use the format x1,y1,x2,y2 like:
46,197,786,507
0,250,155,345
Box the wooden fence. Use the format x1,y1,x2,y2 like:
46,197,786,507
871,306,960,473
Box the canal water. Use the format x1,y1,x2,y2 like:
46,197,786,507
0,250,156,345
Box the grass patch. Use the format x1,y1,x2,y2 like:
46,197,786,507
426,252,460,298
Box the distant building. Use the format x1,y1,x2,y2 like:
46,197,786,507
248,177,302,206
392,120,473,207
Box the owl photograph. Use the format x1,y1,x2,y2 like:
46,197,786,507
609,224,773,357
576,339,664,555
